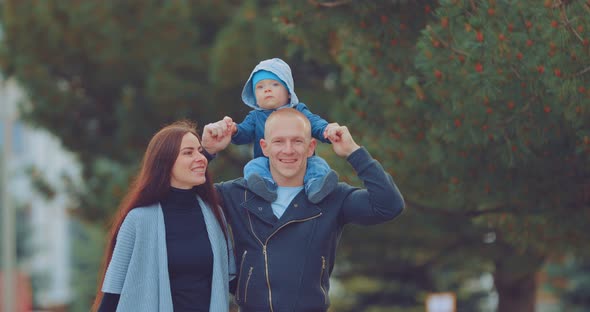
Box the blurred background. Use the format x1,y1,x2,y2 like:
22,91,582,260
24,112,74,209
0,1,589,311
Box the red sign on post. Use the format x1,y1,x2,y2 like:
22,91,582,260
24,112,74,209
0,270,33,312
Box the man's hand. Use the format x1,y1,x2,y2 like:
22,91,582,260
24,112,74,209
202,116,235,154
324,123,361,157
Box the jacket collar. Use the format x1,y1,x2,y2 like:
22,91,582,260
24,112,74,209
274,191,322,229
235,179,322,226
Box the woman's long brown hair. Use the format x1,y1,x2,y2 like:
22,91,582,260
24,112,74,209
91,120,224,311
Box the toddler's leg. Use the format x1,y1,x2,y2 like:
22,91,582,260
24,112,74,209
244,157,277,202
304,156,338,204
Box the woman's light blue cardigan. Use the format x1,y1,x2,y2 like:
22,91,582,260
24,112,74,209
101,197,236,311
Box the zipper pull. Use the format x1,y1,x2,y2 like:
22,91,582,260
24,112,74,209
322,256,326,269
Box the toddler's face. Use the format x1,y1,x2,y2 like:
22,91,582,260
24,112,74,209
254,79,290,109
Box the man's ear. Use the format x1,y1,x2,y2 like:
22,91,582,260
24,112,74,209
307,138,317,157
260,139,269,157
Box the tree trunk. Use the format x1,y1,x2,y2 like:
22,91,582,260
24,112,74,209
494,269,537,312
493,252,545,312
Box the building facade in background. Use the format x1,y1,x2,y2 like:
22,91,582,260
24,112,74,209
1,77,81,310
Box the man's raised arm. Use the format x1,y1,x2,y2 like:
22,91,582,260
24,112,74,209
326,123,405,225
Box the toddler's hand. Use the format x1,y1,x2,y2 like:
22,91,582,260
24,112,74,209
323,123,340,141
222,116,237,135
327,125,360,157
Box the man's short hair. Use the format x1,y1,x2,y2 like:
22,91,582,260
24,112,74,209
264,108,311,139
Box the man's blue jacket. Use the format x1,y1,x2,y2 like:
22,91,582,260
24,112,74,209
215,147,405,312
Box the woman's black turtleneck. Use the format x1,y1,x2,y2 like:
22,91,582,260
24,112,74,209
161,186,213,312
98,187,213,312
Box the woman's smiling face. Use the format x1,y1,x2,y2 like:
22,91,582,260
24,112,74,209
170,133,208,189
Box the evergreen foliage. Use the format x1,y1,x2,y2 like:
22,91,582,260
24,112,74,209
273,0,590,310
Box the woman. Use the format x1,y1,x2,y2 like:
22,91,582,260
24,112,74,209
92,120,235,312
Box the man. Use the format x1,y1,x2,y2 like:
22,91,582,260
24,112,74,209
202,108,404,312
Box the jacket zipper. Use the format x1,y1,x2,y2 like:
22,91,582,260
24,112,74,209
236,250,248,301
247,211,322,312
320,256,327,304
244,266,253,303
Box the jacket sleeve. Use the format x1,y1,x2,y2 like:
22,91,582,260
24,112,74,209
297,103,330,143
232,111,257,145
101,211,137,294
339,147,405,225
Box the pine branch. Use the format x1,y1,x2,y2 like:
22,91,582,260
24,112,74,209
517,10,532,36
412,239,474,268
575,66,590,77
548,0,566,9
502,133,516,166
463,206,518,217
500,102,531,126
510,66,523,80
469,0,477,12
426,26,470,57
406,199,455,216
560,3,585,43
308,0,352,8
406,199,541,218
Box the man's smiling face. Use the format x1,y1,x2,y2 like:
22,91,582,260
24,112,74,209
260,112,316,187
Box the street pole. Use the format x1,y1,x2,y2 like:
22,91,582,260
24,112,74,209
1,80,16,312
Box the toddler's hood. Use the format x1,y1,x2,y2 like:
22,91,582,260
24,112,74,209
241,58,299,110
